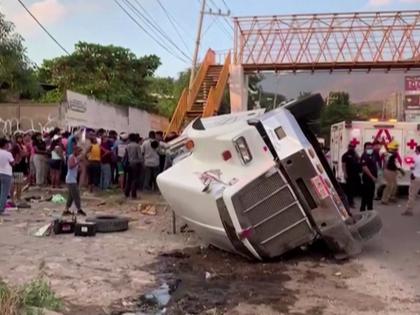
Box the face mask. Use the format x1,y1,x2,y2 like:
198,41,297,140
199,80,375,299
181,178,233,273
366,149,373,155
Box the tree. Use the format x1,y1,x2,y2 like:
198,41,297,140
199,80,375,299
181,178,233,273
0,13,39,101
148,70,190,117
247,74,286,110
320,91,355,138
38,42,161,111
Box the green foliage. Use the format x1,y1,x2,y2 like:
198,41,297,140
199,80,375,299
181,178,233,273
354,104,382,120
0,13,40,101
148,70,190,117
38,42,161,111
320,91,355,137
0,278,62,315
247,74,286,110
22,278,62,311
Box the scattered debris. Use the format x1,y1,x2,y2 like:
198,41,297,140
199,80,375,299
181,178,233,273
34,223,53,237
17,201,31,209
53,218,76,234
51,194,66,204
180,224,194,233
334,272,343,277
205,271,213,280
160,251,190,259
96,201,107,206
24,195,42,202
138,203,157,216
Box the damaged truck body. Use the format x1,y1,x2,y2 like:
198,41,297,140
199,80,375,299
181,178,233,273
158,94,382,260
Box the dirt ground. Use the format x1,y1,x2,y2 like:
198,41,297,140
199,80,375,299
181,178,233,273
0,188,420,315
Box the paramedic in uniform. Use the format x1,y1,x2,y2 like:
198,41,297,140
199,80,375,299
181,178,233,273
341,143,361,208
402,145,420,216
360,142,377,211
381,141,404,205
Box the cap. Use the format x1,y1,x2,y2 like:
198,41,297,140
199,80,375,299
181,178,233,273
120,132,128,140
388,141,399,150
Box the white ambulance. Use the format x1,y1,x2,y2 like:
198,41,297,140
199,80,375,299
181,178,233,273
330,120,420,186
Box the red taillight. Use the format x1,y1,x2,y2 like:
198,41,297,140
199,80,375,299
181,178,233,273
405,156,415,165
222,150,232,161
185,139,194,151
238,227,253,240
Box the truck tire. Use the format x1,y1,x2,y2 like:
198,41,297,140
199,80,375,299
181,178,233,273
86,215,129,233
348,211,382,241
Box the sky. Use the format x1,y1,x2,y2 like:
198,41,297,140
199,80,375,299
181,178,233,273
1,0,420,101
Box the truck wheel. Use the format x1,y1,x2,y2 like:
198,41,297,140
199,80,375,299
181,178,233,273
347,211,382,241
86,215,129,233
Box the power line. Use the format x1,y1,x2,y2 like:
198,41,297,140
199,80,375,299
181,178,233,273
205,0,232,39
113,0,189,63
16,0,70,55
220,0,230,11
202,16,217,36
132,0,164,30
156,0,192,52
123,0,192,61
216,0,234,32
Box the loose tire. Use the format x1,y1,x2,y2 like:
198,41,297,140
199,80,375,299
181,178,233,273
86,215,129,233
348,211,382,241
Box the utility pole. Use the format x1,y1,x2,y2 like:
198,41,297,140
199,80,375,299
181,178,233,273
189,0,230,89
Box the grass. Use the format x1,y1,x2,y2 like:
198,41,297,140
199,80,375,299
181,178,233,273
0,278,62,315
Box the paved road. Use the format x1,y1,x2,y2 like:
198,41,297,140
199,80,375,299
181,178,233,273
356,198,420,293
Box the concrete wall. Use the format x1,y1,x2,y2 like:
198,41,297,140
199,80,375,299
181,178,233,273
0,102,61,134
0,92,169,136
65,91,169,134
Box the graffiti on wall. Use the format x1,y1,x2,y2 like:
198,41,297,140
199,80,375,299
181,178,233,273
0,114,61,136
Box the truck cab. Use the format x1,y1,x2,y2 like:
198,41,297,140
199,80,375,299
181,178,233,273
158,94,382,260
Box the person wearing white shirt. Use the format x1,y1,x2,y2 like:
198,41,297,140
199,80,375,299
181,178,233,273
142,131,160,191
403,145,420,216
0,138,14,215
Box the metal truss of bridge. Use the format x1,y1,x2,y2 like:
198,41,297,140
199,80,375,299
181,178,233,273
233,10,420,72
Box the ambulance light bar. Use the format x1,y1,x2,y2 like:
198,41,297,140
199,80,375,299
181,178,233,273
374,124,394,129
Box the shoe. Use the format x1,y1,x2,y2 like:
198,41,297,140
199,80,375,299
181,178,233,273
62,210,72,216
77,209,87,216
402,211,413,216
381,201,389,205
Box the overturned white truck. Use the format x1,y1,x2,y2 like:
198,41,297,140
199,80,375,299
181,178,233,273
158,94,382,260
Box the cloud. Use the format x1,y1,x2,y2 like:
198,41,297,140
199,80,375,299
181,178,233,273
9,0,103,38
11,0,67,36
367,0,393,6
367,0,420,6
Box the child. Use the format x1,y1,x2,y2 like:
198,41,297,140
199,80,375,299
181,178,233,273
63,146,86,216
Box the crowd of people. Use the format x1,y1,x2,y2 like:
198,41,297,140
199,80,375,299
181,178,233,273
341,140,420,215
0,127,178,216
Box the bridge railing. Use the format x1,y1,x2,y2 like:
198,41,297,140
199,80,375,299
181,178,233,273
233,11,420,71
